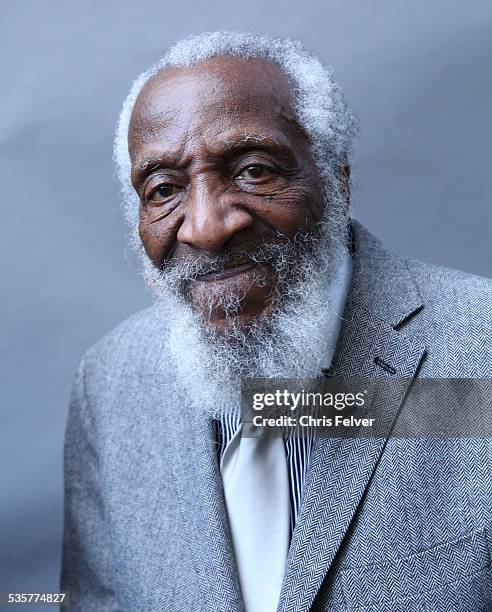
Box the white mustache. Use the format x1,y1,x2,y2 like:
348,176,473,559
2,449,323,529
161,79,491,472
159,237,310,287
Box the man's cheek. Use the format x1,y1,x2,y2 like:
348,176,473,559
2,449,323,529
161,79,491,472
138,218,180,269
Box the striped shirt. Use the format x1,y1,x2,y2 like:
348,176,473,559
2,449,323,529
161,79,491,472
216,414,315,532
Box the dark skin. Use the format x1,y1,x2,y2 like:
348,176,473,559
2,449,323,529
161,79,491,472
129,56,348,333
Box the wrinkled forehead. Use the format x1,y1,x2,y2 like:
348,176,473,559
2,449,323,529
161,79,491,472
128,56,304,158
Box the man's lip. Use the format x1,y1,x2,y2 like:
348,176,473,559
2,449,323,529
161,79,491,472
195,262,258,281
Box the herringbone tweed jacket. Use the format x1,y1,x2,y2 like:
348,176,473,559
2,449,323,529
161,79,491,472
61,221,492,611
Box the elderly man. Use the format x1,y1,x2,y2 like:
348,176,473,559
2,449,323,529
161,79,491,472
61,32,492,611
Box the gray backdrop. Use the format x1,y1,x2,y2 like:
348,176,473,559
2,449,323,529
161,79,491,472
1,0,491,607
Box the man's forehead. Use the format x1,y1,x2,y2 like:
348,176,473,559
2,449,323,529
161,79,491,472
128,56,298,150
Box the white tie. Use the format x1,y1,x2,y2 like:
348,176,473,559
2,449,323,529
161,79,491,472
220,423,290,612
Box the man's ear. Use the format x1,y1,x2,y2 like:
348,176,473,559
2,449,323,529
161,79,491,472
341,160,351,209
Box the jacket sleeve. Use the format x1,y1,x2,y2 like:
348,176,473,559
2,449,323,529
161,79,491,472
60,356,120,611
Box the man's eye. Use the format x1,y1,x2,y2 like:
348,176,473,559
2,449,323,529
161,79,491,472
148,184,179,201
237,165,268,180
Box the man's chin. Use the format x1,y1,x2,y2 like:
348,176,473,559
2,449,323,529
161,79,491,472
185,277,279,335
195,309,272,338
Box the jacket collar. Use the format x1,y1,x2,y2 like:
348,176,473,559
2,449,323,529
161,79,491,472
347,220,424,329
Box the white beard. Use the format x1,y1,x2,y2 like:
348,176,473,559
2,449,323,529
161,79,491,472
140,202,349,418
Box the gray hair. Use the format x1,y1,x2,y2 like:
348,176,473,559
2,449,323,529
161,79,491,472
114,30,359,232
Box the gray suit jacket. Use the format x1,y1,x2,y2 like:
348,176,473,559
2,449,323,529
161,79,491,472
61,221,492,611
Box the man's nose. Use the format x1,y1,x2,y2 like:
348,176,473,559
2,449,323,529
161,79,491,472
177,182,254,252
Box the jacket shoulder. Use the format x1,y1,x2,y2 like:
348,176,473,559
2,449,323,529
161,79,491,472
406,257,492,317
85,304,163,358
405,258,492,376
76,304,168,403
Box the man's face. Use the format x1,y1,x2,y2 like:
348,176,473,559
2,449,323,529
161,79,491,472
128,56,325,333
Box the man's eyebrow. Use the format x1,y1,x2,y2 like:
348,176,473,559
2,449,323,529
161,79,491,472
131,153,180,182
217,133,294,158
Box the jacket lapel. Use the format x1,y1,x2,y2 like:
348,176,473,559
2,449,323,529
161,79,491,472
277,221,427,612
